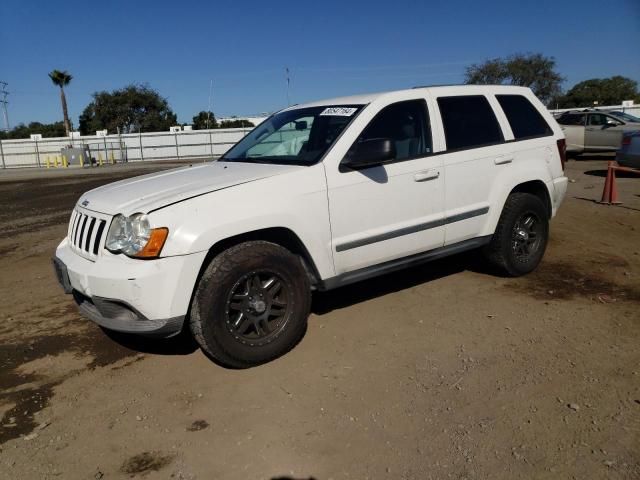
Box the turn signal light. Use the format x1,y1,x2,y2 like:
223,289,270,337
135,228,169,258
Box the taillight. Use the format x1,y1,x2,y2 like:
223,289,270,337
556,138,566,171
622,135,632,146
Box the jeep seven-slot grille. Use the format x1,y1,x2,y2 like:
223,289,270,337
69,209,107,257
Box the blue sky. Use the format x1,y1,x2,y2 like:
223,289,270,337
1,0,639,127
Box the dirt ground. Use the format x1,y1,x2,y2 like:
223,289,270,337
0,159,638,480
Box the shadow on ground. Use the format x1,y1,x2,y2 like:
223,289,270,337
312,251,486,315
102,251,487,365
102,328,199,356
568,153,615,161
584,169,640,178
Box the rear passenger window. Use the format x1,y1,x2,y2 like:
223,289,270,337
496,95,552,139
437,95,504,151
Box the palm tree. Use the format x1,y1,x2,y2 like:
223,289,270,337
48,70,73,136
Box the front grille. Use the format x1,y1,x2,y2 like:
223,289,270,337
68,208,109,259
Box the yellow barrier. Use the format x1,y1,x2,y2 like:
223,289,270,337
45,156,50,168
109,152,115,164
62,156,68,168
98,153,104,166
55,156,60,167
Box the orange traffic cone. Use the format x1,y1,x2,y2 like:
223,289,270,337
599,161,622,204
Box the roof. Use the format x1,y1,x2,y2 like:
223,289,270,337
286,84,532,110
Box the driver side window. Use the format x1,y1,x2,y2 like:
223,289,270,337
350,100,431,162
589,114,608,126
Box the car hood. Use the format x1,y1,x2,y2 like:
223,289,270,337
79,161,302,215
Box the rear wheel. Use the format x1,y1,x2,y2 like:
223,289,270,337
190,241,311,368
483,192,549,277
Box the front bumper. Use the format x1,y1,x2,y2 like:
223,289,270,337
54,238,207,337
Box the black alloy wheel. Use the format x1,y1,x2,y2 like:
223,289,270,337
225,271,291,346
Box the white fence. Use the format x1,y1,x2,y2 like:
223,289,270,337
548,104,640,116
2,103,639,169
0,127,252,168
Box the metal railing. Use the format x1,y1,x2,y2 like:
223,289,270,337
0,127,252,168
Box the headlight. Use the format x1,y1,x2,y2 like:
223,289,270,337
105,213,168,258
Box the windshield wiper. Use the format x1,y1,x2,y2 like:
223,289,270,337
219,157,281,164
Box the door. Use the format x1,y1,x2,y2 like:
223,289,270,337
585,113,624,150
557,112,586,152
325,99,445,274
434,94,511,245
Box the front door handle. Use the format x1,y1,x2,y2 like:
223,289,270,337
494,156,513,165
414,170,440,182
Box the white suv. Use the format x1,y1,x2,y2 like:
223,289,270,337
54,85,568,367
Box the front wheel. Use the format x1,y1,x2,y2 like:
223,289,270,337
483,192,549,277
190,241,311,368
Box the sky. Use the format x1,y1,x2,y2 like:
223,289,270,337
1,0,639,128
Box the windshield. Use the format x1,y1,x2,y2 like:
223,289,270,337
220,105,364,165
609,111,640,122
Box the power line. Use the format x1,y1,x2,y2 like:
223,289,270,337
0,82,9,131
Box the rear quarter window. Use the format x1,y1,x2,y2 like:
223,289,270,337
437,95,504,151
496,95,552,140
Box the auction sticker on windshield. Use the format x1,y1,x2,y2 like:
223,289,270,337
320,107,357,116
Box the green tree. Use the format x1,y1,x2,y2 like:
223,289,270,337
79,84,177,134
554,76,640,108
48,70,73,136
191,111,218,129
218,119,254,128
465,53,564,105
0,121,66,140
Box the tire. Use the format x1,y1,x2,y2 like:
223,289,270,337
190,241,311,368
483,192,549,277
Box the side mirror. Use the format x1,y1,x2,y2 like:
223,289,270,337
342,138,396,170
294,121,307,131
604,120,618,128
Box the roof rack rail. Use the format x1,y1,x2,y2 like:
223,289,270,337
412,83,462,89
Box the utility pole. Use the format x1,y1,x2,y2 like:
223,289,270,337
207,79,213,129
0,82,9,131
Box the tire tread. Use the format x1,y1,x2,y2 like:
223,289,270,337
484,192,548,277
189,241,310,368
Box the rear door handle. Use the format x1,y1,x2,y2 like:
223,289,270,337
414,170,440,182
494,156,513,165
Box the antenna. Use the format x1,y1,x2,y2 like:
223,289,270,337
0,82,9,131
285,67,291,106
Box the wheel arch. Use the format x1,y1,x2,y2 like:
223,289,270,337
198,227,322,288
509,180,552,219
481,177,553,238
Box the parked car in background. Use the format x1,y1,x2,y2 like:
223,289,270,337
556,110,640,154
616,131,640,168
606,110,640,123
